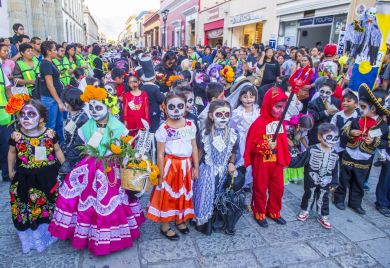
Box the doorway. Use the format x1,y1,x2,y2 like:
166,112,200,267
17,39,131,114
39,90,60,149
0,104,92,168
298,25,331,48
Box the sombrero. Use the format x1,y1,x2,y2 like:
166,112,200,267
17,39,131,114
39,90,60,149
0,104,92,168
358,83,390,116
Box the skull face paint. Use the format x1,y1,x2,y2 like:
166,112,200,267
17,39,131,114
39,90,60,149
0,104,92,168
185,92,195,113
212,106,231,128
319,86,333,101
271,101,286,119
321,131,339,148
19,104,40,130
166,97,185,120
359,101,372,117
89,100,108,122
104,84,117,95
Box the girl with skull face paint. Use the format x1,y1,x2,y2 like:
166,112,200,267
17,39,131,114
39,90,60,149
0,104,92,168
6,95,65,253
49,86,145,256
147,91,199,240
289,123,340,229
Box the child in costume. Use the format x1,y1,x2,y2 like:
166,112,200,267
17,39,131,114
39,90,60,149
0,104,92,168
244,86,291,228
290,123,340,229
229,84,260,188
122,74,150,136
49,86,144,256
193,100,240,235
334,84,390,215
318,44,338,79
6,95,65,253
198,82,225,130
146,91,199,240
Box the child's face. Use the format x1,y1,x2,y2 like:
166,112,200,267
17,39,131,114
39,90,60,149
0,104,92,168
184,92,194,113
342,97,357,112
359,100,376,117
19,104,41,130
319,130,339,148
271,101,286,119
128,78,139,89
114,76,124,85
166,97,186,120
240,92,256,108
319,86,333,101
210,106,231,129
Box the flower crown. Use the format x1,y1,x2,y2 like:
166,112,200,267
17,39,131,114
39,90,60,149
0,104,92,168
166,75,183,87
80,85,108,103
5,94,30,115
220,66,235,83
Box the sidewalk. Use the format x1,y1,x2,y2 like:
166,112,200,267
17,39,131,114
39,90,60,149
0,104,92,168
0,165,388,268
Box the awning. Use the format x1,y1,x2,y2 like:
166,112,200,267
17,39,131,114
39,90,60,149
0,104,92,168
204,19,224,32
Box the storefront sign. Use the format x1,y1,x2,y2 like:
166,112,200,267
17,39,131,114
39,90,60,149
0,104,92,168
298,18,314,26
229,11,262,26
207,29,223,39
337,31,345,55
208,7,220,21
269,39,276,49
314,16,333,25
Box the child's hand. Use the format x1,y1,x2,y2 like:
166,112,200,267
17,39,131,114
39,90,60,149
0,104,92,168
326,107,338,115
158,174,163,187
9,170,15,180
228,163,235,173
350,130,362,137
268,141,277,150
364,136,374,145
192,167,199,180
329,185,337,192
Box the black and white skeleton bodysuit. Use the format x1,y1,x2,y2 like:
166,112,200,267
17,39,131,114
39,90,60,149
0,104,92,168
289,144,339,216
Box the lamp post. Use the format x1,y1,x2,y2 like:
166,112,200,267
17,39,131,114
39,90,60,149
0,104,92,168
161,9,169,48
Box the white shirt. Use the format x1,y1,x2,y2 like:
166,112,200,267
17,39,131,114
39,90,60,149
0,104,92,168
330,110,359,152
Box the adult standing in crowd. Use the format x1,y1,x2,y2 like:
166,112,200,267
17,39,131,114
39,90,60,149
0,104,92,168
258,47,280,86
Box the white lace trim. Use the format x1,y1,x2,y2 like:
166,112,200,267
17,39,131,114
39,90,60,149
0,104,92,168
59,164,89,198
155,181,193,200
147,206,194,219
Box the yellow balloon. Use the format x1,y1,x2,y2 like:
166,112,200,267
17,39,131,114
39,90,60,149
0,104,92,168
339,55,349,66
358,61,372,74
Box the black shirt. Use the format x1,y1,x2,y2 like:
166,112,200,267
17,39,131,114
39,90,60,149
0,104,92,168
39,59,64,97
258,61,280,86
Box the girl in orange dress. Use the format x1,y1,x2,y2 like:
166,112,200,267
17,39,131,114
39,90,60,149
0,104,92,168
146,90,199,240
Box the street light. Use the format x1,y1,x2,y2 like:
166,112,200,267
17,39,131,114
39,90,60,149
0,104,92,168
161,9,169,48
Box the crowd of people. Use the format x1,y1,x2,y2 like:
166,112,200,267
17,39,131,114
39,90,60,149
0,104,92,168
0,22,389,257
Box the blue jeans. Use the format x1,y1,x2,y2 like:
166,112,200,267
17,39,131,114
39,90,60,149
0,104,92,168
41,96,64,143
376,160,390,208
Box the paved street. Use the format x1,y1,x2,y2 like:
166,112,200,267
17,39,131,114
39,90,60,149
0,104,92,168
0,166,389,268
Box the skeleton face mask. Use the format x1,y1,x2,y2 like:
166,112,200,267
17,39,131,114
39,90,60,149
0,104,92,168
166,97,185,120
319,86,333,101
104,84,117,95
366,7,376,20
19,104,40,130
185,92,195,113
321,131,339,148
89,100,108,122
359,101,373,117
212,106,231,129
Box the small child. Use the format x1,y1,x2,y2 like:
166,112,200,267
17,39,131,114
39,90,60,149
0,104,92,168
229,84,260,188
6,96,65,253
198,82,225,130
146,91,199,240
110,67,128,98
62,87,89,168
289,123,340,229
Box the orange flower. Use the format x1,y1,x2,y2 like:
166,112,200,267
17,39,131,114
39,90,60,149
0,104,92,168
127,163,136,168
110,144,122,154
220,66,235,83
149,171,159,185
5,94,28,115
138,161,147,169
30,138,40,147
80,85,108,103
151,164,160,175
192,60,197,70
105,167,112,173
166,75,182,87
121,136,134,144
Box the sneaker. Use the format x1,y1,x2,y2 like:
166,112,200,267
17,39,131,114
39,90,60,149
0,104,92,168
318,216,332,229
363,181,370,191
297,210,309,221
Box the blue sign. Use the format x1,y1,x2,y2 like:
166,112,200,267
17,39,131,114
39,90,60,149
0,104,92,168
299,18,314,26
269,39,276,49
314,16,333,25
337,31,345,55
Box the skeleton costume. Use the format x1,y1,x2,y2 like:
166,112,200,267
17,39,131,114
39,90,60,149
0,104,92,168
334,84,390,211
289,144,339,216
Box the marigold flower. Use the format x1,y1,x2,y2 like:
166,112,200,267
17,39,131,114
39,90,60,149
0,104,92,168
80,85,108,103
127,163,136,168
121,136,134,144
149,171,159,185
30,138,40,147
138,161,147,169
110,144,122,154
5,94,27,115
151,164,160,175
31,207,41,217
105,167,112,173
166,75,182,87
220,66,235,83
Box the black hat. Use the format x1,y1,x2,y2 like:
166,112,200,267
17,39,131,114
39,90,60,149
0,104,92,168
358,83,390,116
139,56,155,82
134,65,143,78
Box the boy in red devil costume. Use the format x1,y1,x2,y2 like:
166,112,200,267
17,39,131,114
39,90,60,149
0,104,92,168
244,86,292,227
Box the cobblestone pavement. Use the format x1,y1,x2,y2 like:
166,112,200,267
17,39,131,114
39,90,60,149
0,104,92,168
0,166,389,268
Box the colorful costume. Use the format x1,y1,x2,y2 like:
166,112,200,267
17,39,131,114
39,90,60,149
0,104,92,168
244,87,291,221
9,128,59,252
147,120,196,223
49,115,144,256
122,91,150,136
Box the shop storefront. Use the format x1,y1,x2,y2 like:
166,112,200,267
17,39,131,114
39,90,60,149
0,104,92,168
228,10,265,47
204,19,224,46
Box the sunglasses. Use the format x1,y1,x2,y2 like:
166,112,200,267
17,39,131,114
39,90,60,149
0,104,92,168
214,111,230,118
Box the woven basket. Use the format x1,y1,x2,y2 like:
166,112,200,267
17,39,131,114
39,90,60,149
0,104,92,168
120,168,151,192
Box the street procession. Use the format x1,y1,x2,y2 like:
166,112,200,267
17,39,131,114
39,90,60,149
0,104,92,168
0,0,389,267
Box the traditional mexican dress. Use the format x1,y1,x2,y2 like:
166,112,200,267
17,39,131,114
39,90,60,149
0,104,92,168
9,128,59,253
49,115,144,256
122,91,150,136
146,120,196,223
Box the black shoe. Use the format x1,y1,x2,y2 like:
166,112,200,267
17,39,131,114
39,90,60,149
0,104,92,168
195,221,212,235
256,219,269,228
335,202,346,210
350,206,366,215
376,206,390,217
160,228,180,241
271,217,287,225
224,228,236,235
175,223,190,234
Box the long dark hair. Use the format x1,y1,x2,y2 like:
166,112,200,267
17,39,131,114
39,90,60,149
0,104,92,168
205,100,231,135
236,84,258,108
65,44,76,62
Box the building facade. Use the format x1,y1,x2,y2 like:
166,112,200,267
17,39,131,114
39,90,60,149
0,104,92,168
0,1,10,38
159,0,199,48
143,12,160,48
61,0,85,43
83,5,99,44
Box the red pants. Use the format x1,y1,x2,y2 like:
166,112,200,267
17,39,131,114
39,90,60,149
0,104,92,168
251,158,284,220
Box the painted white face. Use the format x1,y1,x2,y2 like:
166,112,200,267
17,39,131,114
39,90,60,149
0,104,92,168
359,101,371,117
89,99,108,122
185,92,195,113
321,131,339,148
319,86,332,101
367,7,376,20
166,97,185,120
104,83,117,95
212,106,231,129
19,104,40,130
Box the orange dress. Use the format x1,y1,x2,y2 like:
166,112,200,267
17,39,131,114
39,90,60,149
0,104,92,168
146,120,196,223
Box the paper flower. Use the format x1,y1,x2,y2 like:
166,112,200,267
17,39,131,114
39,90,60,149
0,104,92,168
220,66,235,83
5,94,30,115
166,75,182,87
